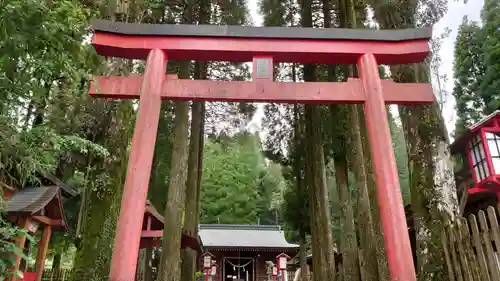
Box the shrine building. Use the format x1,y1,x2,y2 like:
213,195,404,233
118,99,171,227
198,224,299,281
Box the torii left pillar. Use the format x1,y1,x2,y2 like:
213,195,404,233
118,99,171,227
109,49,167,281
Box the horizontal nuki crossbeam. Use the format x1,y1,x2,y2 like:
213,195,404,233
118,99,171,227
91,20,432,64
90,75,435,105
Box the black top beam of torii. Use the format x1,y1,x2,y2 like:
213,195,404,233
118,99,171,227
92,19,432,42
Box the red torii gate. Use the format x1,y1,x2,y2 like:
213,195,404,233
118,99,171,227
90,19,435,281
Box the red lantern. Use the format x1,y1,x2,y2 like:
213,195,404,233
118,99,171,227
451,111,500,192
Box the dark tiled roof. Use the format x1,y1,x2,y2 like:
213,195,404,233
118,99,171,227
198,224,299,249
43,174,77,197
145,200,164,223
5,186,60,214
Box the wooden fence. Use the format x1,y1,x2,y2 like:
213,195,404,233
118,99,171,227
442,206,500,281
41,269,73,281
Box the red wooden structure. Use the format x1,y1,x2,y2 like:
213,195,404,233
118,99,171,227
451,111,500,212
89,20,436,281
4,185,68,281
139,201,201,252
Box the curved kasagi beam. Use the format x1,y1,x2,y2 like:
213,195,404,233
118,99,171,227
91,19,432,65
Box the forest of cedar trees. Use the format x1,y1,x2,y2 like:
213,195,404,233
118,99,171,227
0,0,499,281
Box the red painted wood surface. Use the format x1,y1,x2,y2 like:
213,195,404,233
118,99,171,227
34,226,51,281
358,53,416,281
90,76,435,105
92,32,430,65
109,49,167,281
468,186,492,195
13,272,37,281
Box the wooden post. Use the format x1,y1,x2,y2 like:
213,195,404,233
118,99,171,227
357,53,416,281
109,48,167,281
35,225,52,281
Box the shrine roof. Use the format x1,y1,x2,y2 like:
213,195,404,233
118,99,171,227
198,224,299,250
5,186,61,215
145,200,163,223
92,19,432,42
42,173,77,197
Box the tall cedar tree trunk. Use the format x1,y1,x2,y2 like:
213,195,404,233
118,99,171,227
373,3,459,280
180,0,210,273
180,95,206,281
302,1,337,279
138,249,147,279
159,99,190,281
301,1,323,279
330,2,360,280
295,90,309,281
343,0,384,280
158,0,194,278
305,102,337,281
180,0,209,276
145,248,154,281
293,101,309,281
349,3,390,279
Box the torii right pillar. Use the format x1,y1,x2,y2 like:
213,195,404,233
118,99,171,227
358,53,415,279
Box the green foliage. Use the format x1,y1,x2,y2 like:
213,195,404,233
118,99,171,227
388,112,410,205
0,193,34,278
281,166,310,233
0,0,91,116
479,0,500,113
200,133,282,224
452,18,486,133
0,117,108,188
453,1,500,134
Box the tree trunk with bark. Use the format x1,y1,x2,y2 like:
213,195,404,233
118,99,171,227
305,103,337,281
299,232,309,281
145,248,154,281
343,0,386,279
292,101,309,281
180,100,204,281
158,0,195,278
304,103,338,281
373,3,460,280
397,65,458,280
158,99,190,281
346,104,379,281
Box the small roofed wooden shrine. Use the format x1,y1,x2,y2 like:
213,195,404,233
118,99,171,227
140,201,201,252
198,224,299,281
3,185,69,281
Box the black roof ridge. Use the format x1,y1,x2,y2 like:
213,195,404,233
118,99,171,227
91,19,432,42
